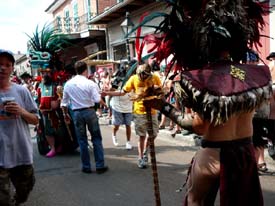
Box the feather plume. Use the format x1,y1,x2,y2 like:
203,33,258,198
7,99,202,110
130,0,270,70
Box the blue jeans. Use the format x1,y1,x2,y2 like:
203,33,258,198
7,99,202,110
72,108,105,170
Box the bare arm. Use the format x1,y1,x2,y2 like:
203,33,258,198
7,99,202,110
61,106,71,124
101,90,126,97
4,102,39,125
20,108,39,125
143,98,208,135
99,98,108,108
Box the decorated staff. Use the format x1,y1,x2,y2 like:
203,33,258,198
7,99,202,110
56,84,74,142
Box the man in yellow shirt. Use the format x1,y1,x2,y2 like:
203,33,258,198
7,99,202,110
102,63,162,168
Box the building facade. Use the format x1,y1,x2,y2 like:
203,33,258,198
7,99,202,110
45,0,118,74
43,0,275,71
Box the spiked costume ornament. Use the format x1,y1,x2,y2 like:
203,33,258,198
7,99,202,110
128,0,272,206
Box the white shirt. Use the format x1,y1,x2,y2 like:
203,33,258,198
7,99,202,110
61,75,101,110
110,93,133,113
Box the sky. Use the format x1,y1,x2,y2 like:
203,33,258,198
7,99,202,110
0,0,53,54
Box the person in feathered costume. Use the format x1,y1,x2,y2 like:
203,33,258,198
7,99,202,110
129,0,272,205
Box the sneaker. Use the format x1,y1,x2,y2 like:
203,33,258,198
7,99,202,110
258,163,268,173
171,130,181,138
112,136,119,146
46,149,56,158
137,159,146,169
125,141,132,150
143,150,148,165
159,125,165,130
193,136,202,147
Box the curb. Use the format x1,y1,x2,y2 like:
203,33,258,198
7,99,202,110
99,115,275,171
98,116,199,147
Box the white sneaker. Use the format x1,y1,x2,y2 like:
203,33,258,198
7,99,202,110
125,141,132,150
137,158,146,169
143,150,148,164
112,136,119,146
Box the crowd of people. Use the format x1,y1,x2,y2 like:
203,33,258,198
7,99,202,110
2,48,275,205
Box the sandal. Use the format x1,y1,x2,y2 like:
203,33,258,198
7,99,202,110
171,130,181,138
258,163,268,172
159,125,165,130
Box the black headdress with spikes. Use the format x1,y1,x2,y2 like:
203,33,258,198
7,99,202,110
130,0,269,70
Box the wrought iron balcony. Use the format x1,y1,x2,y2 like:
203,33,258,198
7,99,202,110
51,12,98,34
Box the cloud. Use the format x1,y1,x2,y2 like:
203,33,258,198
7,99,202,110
0,0,52,53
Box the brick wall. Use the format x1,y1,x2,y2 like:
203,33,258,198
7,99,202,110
51,0,118,18
97,0,117,14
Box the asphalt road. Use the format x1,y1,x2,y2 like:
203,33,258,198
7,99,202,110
25,117,275,206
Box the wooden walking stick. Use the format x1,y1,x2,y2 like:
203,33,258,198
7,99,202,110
145,105,161,206
57,85,73,142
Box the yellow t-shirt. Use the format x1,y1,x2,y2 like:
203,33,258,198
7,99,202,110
123,74,162,114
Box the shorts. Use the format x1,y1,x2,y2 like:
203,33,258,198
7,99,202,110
0,165,35,205
112,109,132,126
133,114,158,137
252,118,275,147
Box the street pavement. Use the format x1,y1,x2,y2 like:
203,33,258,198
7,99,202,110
25,116,275,206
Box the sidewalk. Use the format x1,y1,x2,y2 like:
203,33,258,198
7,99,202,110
98,114,201,147
98,115,275,171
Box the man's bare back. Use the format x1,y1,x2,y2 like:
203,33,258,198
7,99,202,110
203,111,255,141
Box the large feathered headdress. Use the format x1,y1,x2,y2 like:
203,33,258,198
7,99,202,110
129,0,270,70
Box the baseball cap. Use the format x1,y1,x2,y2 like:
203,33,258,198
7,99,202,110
0,49,15,64
246,51,259,62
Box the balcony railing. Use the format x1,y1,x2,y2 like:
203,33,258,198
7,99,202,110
51,12,98,34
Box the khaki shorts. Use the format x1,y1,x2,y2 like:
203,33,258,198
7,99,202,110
133,114,159,137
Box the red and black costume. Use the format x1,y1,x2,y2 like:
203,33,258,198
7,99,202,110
127,0,272,205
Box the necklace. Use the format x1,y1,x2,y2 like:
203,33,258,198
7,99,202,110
43,84,52,95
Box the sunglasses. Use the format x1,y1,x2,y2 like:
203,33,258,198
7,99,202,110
141,71,150,76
